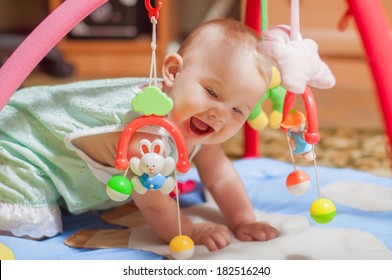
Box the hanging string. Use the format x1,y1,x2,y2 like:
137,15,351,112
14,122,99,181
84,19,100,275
290,0,300,41
149,16,158,87
174,172,182,236
123,165,131,178
286,134,297,171
312,145,322,198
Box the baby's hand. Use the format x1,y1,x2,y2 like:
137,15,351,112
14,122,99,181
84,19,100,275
191,223,232,252
235,221,279,242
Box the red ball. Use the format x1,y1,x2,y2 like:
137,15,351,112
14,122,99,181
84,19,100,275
286,170,311,195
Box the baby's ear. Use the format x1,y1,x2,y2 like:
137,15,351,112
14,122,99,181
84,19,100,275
162,53,183,88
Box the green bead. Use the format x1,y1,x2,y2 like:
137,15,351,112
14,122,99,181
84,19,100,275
132,86,173,116
106,175,132,202
310,211,336,224
310,198,336,224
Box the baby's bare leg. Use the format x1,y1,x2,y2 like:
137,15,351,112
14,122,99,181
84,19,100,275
132,191,232,251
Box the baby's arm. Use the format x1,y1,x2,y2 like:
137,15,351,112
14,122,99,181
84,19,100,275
194,144,279,242
132,190,232,251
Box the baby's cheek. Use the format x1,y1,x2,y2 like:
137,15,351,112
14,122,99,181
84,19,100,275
226,121,243,135
169,107,188,125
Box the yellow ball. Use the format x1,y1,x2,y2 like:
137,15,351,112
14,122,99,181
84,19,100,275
310,198,336,224
269,110,283,130
248,111,269,130
169,235,195,260
0,242,15,260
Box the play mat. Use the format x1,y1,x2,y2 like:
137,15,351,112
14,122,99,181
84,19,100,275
1,157,391,260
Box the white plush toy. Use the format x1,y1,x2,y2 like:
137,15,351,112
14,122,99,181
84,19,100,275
258,25,336,94
130,139,176,195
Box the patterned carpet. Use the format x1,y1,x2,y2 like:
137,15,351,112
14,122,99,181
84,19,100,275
222,127,392,178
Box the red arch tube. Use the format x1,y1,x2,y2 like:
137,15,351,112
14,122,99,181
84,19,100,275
302,87,320,145
243,0,261,157
347,0,392,159
115,116,190,173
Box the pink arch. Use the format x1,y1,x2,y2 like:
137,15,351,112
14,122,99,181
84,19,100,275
0,0,108,111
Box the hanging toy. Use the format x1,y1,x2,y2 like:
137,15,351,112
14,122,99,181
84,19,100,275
106,175,133,202
169,235,195,260
281,109,316,161
281,104,336,224
106,1,194,259
281,102,336,224
248,66,287,130
247,0,286,131
258,0,336,223
282,108,314,197
285,169,311,196
130,139,176,195
310,198,336,224
282,109,313,196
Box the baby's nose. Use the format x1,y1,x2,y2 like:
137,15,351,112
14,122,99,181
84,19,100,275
207,111,225,133
208,107,224,121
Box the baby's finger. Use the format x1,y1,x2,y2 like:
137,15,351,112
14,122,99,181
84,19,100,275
264,226,279,240
250,229,268,241
249,225,279,241
211,231,231,249
236,230,255,242
204,237,219,252
216,225,232,240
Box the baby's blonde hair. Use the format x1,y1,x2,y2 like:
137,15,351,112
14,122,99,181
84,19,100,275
177,18,272,84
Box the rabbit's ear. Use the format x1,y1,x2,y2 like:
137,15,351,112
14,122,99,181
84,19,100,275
151,139,164,155
140,139,151,155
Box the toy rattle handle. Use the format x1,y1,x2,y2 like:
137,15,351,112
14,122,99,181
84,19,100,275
281,86,320,145
115,116,190,173
302,87,320,145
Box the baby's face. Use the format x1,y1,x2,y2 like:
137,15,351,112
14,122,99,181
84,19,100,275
167,33,267,147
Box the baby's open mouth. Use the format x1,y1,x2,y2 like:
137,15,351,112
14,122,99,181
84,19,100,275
190,117,214,135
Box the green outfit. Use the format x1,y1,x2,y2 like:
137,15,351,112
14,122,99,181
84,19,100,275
0,78,156,238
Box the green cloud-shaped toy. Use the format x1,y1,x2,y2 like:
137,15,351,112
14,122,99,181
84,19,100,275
132,86,173,116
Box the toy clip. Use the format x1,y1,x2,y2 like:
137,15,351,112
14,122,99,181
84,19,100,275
145,0,162,20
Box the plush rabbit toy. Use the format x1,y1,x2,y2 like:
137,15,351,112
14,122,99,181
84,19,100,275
130,139,176,195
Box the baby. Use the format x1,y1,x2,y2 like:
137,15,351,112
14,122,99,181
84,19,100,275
0,19,279,251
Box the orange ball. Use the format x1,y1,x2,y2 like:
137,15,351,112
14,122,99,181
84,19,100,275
286,170,311,195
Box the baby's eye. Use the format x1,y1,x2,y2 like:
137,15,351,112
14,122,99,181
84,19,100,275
233,107,243,115
206,88,218,98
